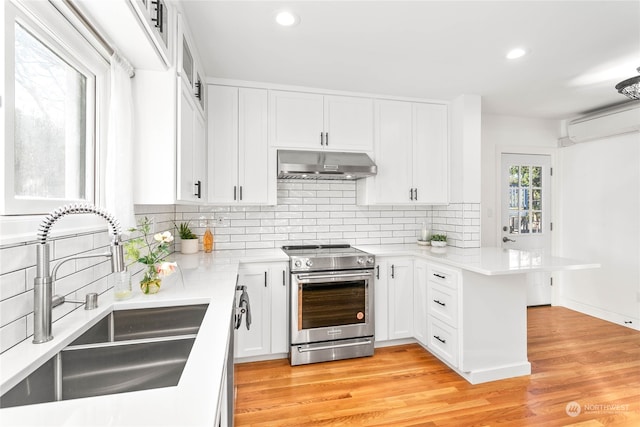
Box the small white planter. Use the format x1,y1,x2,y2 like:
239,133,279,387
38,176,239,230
431,240,447,247
181,238,199,254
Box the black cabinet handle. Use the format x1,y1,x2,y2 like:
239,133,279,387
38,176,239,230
409,188,413,201
433,299,446,307
233,186,237,201
239,186,243,201
195,81,202,100
376,265,380,280
194,180,201,198
434,335,446,344
264,271,267,287
414,188,418,201
151,0,163,33
320,132,324,146
433,273,446,280
391,264,395,279
282,270,286,286
325,132,328,146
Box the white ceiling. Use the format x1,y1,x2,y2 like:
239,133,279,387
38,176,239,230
180,1,640,120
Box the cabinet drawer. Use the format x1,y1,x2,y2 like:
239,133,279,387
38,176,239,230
427,316,458,367
427,281,458,328
427,264,459,290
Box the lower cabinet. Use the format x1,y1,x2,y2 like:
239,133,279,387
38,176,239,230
385,258,414,340
425,264,461,368
234,262,288,359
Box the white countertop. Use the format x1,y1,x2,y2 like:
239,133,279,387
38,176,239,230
0,249,286,427
0,245,596,426
354,244,600,275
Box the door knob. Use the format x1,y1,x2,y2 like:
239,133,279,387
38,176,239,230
503,236,516,243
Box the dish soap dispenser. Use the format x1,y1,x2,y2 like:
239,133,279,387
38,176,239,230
203,219,214,253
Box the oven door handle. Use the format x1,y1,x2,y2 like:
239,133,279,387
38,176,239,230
295,271,373,283
297,339,373,353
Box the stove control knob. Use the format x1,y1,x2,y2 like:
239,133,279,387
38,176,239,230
357,257,365,265
306,259,313,267
366,257,375,265
294,260,302,268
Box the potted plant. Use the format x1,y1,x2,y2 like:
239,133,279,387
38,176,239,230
175,221,199,254
430,234,447,247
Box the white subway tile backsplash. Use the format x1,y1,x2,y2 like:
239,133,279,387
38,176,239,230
0,270,26,301
1,318,27,353
0,291,33,326
0,244,36,275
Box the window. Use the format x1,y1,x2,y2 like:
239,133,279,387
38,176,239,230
2,1,107,215
508,165,543,234
14,23,88,201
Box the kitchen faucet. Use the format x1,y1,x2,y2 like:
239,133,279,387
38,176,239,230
33,204,126,344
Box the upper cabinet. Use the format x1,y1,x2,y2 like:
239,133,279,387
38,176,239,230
132,10,207,204
269,91,373,152
208,85,275,205
357,99,449,205
130,0,172,66
74,0,174,70
178,14,206,115
177,77,206,203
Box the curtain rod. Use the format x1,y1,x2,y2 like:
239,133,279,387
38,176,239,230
61,0,135,78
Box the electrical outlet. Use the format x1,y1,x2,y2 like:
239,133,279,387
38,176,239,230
215,216,227,226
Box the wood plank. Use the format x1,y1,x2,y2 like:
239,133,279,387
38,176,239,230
234,306,640,426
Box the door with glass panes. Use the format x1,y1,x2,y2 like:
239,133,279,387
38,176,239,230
501,153,551,305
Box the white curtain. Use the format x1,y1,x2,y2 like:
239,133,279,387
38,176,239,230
105,52,136,231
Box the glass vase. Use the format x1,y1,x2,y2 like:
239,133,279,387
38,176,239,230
140,264,162,294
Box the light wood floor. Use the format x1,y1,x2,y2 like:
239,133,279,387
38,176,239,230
234,307,640,426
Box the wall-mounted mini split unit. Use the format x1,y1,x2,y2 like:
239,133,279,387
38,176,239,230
566,103,640,144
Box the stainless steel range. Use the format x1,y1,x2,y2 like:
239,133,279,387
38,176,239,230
282,244,375,366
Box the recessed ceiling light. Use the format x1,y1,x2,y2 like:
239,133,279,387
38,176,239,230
275,10,299,27
506,48,527,60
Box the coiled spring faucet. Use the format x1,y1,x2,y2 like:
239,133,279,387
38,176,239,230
33,204,126,344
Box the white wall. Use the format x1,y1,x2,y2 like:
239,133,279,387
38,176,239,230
558,132,640,327
481,114,559,246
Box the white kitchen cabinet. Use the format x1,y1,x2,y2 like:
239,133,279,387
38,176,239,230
208,85,275,205
131,11,208,205
269,91,373,152
178,13,205,116
373,261,389,342
130,0,172,66
177,77,206,203
235,262,288,359
357,100,449,205
270,266,289,354
413,260,429,346
426,263,460,368
386,258,414,340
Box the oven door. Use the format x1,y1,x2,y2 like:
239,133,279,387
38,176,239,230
291,270,374,345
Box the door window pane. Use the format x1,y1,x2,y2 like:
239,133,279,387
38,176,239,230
509,188,519,209
532,212,542,233
14,23,87,200
509,166,519,187
532,167,542,187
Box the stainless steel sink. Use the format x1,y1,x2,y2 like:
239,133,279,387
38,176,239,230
0,304,208,408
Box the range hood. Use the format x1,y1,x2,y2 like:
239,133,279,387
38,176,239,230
278,150,377,180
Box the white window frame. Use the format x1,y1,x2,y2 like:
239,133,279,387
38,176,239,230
1,0,108,216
